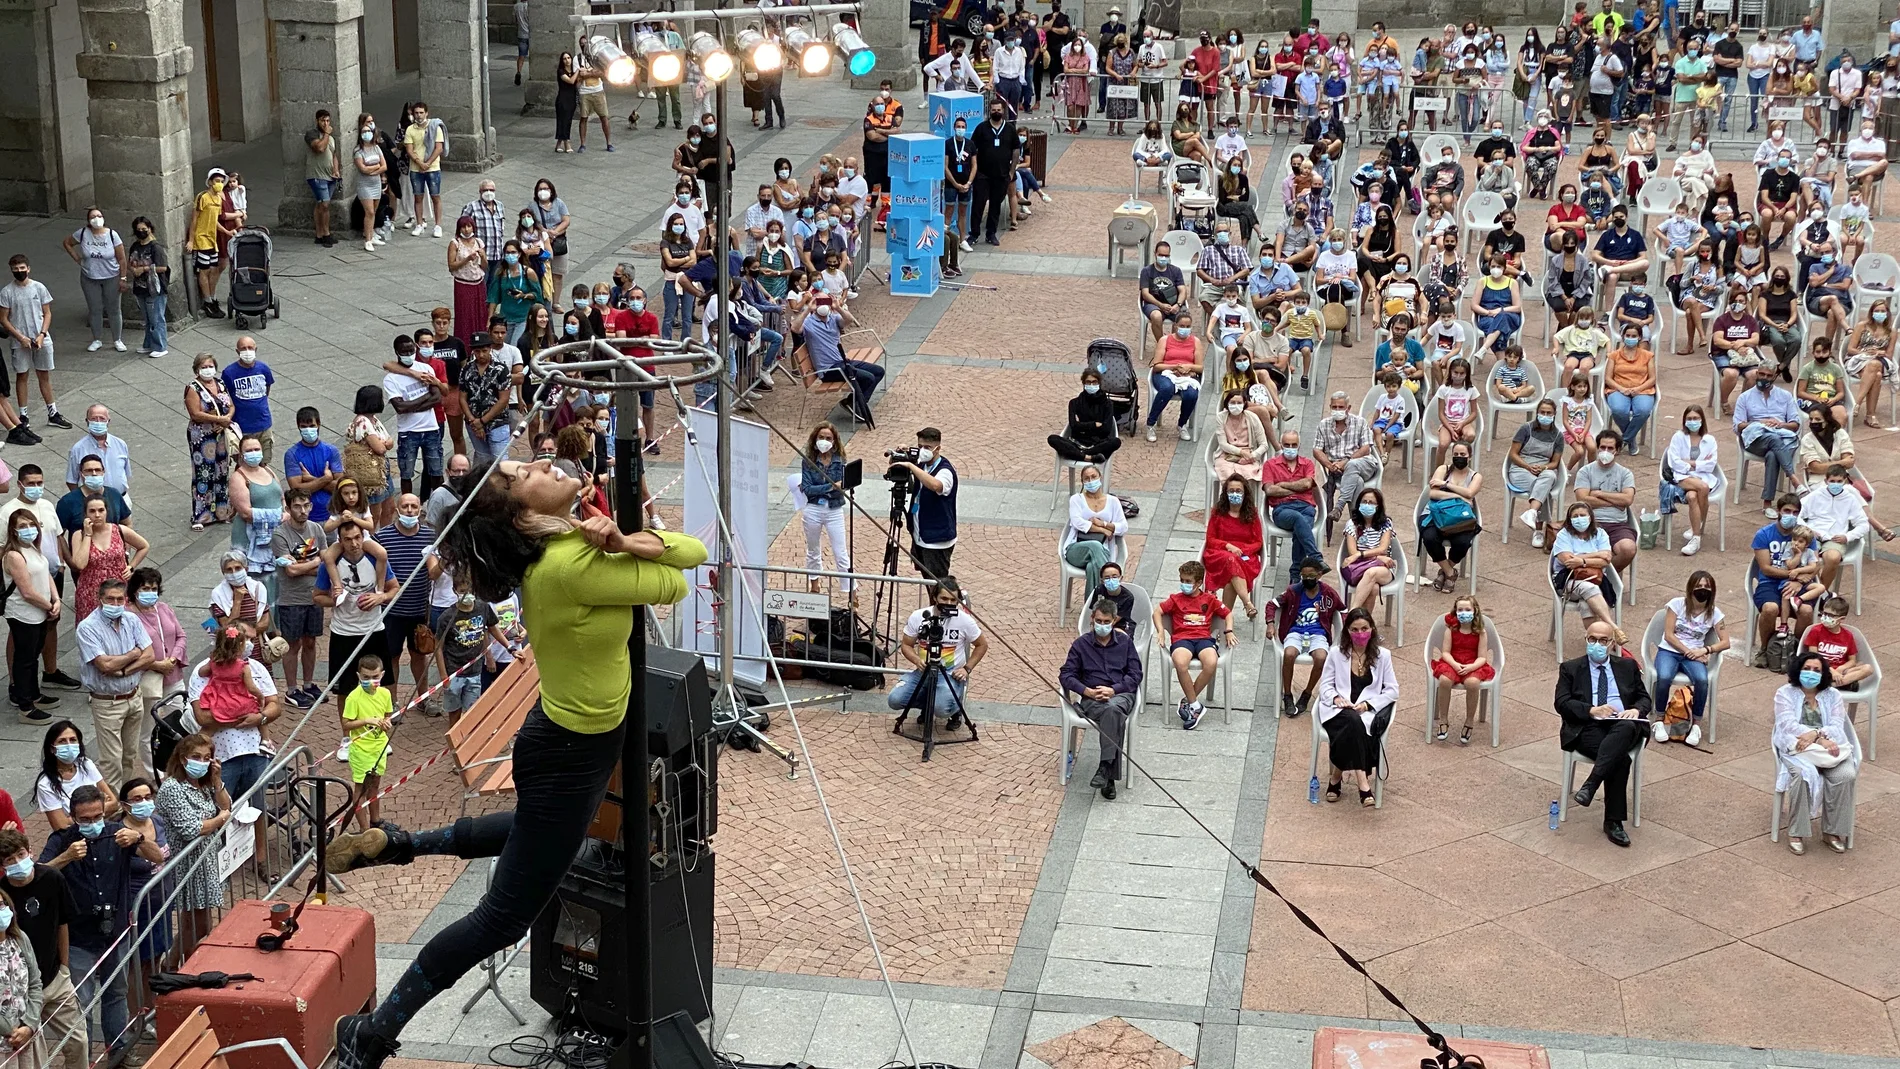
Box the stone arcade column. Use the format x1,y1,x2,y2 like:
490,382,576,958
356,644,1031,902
75,0,193,312
523,0,582,114
0,0,66,213
420,0,501,169
851,0,917,90
273,0,362,234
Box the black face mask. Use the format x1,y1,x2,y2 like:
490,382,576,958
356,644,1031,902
1450,455,1469,469
989,111,1004,120
1301,576,1319,590
1692,588,1713,602
8,271,23,282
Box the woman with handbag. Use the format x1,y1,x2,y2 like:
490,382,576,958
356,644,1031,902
183,353,237,531
1552,501,1625,643
1773,651,1859,854
1422,440,1482,592
1065,464,1127,603
529,179,572,307
1340,488,1395,613
1317,608,1398,807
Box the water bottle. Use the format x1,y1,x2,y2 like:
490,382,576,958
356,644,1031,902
1548,800,1561,830
1309,776,1321,805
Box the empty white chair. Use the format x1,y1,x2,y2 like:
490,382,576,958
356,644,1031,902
1159,228,1203,276
1549,563,1624,664
1333,535,1407,647
1842,625,1882,760
1852,252,1900,312
1770,718,1859,847
1461,191,1508,259
1262,504,1305,571
1558,735,1644,826
1409,486,1482,595
1638,607,1724,744
1738,561,1765,664
1834,533,1867,614
1635,180,1683,279
1420,612,1505,746
1056,527,1126,620
1499,451,1567,546
1484,358,1547,443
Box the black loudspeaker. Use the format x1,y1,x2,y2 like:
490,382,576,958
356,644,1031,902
647,647,714,755
529,854,715,1029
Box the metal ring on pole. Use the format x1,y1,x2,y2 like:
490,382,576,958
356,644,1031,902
523,336,724,392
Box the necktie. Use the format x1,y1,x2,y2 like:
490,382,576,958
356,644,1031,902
1596,664,1609,707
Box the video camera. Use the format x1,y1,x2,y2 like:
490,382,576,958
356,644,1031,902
884,446,923,485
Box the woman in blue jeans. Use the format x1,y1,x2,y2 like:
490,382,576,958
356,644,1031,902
1651,570,1731,745
1147,311,1205,441
127,218,169,357
327,458,707,1069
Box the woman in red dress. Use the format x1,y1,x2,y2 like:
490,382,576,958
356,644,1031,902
1203,473,1265,621
1429,593,1497,745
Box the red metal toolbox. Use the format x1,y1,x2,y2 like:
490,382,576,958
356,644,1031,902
155,902,376,1069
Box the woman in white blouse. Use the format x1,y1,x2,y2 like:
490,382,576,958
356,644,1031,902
1317,609,1398,807
1774,650,1859,854
1062,464,1127,598
1665,403,1722,556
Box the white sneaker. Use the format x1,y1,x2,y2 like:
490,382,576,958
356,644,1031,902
1651,720,1670,744
1039,190,1053,203
1520,508,1540,530
1021,205,1033,216
85,340,102,352
1685,724,1702,747
1145,426,1157,442
411,223,426,237
147,349,166,359
432,225,443,238
1530,529,1546,549
1178,426,1191,441
1681,534,1701,556
112,340,125,352
1764,507,1778,519
365,240,377,251
959,239,974,252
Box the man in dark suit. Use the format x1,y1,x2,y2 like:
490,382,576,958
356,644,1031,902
1554,619,1652,847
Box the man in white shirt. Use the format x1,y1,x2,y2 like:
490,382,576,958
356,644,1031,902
1846,119,1888,196
1828,56,1865,141
381,336,443,497
835,157,871,228
924,39,978,92
1212,118,1250,170
1746,30,1778,132
991,33,1029,114
741,184,783,257
1798,464,1869,588
1136,31,1168,122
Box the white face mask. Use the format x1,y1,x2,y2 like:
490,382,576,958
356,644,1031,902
815,438,833,453
1227,403,1243,415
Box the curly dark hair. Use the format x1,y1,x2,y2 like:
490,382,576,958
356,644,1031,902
436,470,556,602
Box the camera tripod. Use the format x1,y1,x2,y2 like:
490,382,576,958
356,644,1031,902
892,643,978,762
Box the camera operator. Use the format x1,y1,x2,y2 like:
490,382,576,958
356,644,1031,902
888,577,988,722
892,427,958,580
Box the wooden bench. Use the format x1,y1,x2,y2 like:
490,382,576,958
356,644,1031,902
447,651,539,813
149,1006,312,1069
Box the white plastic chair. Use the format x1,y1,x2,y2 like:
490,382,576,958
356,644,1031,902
1421,133,1461,170
1738,561,1765,664
1852,252,1900,312
1484,359,1547,443
1073,581,1156,710
1635,179,1683,265
1157,632,1233,724
1639,607,1724,744
1832,531,1868,614
1333,533,1407,647
1460,191,1508,259
1548,562,1625,664
1409,486,1481,596
1770,717,1859,848
1420,613,1505,746
1841,625,1881,760
1052,453,1116,509
1499,452,1567,546
1421,393,1487,478
1307,690,1389,808
1056,526,1126,620
1262,503,1306,571
1558,733,1644,827
1359,382,1421,481
1135,159,1170,196
1659,455,1730,552
1159,228,1203,276
1060,582,1154,788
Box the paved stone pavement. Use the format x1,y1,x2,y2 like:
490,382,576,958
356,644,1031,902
12,35,1900,1069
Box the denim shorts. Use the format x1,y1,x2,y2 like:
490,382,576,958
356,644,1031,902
276,603,325,642
307,178,336,202
222,752,271,808
397,429,444,479
443,671,485,713
410,171,442,196
1288,337,1315,352
517,34,531,57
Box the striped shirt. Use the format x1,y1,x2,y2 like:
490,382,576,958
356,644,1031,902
373,524,438,617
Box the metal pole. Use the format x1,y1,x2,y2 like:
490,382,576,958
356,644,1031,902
613,358,654,1069
714,73,736,706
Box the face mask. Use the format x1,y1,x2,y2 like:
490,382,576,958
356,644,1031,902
77,821,105,839
1562,192,1576,203
1585,640,1610,663
689,136,702,146
1455,609,1474,624
360,679,380,692
3,860,29,882
1330,241,1345,253
954,124,967,136
1226,491,1244,505
1227,403,1244,416
1214,232,1230,246
914,447,935,465
1176,326,1192,338
1800,669,1824,689
1692,141,1704,152
1756,378,1775,393
1820,614,1842,629
1104,577,1122,593
1349,629,1372,647
1828,482,1847,497
16,525,36,546
564,322,580,337
397,513,421,529
1280,447,1299,461
1570,515,1591,533
1491,127,1502,137
1180,581,1196,594
1684,419,1702,433
631,299,646,313
1155,255,1169,267
136,589,159,608
1780,513,1799,530
1331,409,1349,423
1357,502,1377,518
1451,455,1470,469
1300,575,1319,592
1490,267,1504,279
241,449,263,467
1091,621,1116,639
504,253,521,266
87,420,108,437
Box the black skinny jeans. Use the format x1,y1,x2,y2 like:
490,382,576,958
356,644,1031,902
1421,526,1475,566
406,705,621,1000
7,618,42,708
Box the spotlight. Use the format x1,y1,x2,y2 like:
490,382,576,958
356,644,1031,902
831,21,875,77
636,30,684,85
586,35,636,85
783,24,832,74
735,27,782,73
691,31,734,82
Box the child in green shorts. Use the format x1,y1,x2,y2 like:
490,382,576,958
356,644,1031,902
341,653,393,831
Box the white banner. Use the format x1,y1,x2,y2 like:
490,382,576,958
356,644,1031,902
683,406,769,688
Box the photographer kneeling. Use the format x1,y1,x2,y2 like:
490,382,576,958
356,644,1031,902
890,427,958,581
888,577,988,725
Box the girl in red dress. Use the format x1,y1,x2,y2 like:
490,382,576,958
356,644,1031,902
1202,474,1265,621
1430,594,1497,745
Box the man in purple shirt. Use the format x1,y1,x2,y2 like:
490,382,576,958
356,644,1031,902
1060,599,1144,799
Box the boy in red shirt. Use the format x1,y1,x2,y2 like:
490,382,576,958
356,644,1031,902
1800,595,1873,691
1152,560,1233,729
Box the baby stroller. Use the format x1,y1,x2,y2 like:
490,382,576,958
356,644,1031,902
1086,337,1140,438
226,226,281,330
